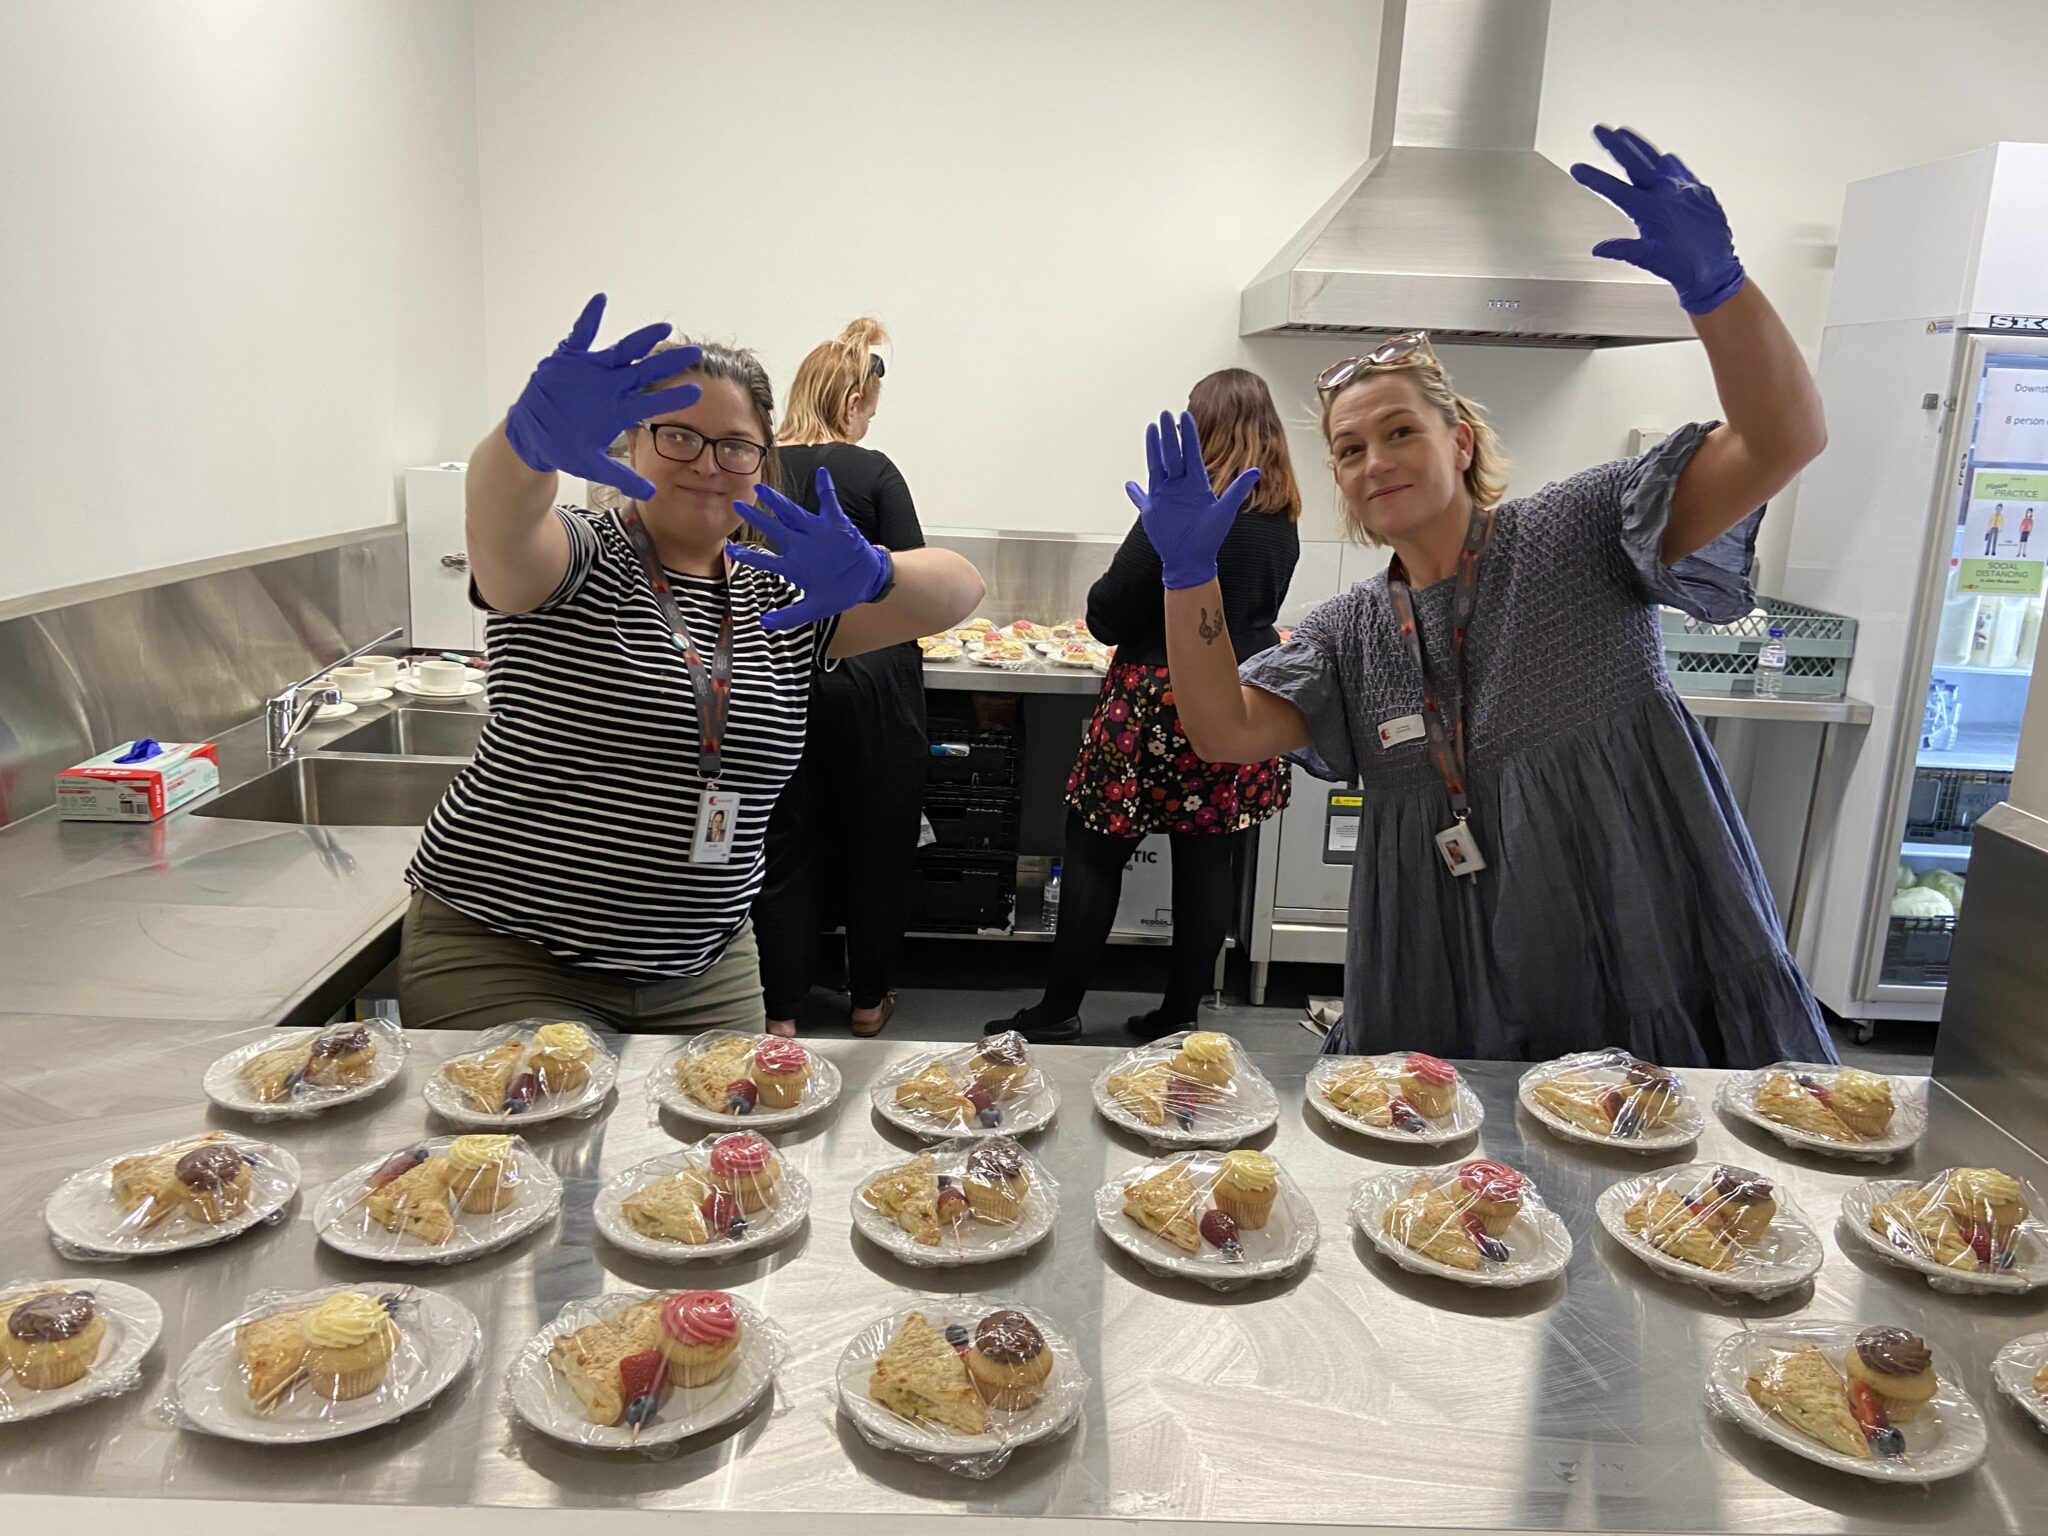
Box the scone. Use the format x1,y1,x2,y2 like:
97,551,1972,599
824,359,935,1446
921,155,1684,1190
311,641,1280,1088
236,1304,315,1408
894,1061,968,1120
1381,1177,1482,1272
1321,1061,1394,1125
365,1151,456,1245
1830,1070,1895,1139
1745,1344,1869,1459
679,1036,755,1111
111,1131,234,1229
1122,1163,1202,1253
1528,1075,1619,1136
964,1309,1052,1410
863,1153,943,1245
1870,1187,1978,1270
1842,1326,1938,1425
240,1041,313,1104
1755,1072,1857,1141
441,1041,524,1114
868,1311,987,1434
548,1298,666,1427
1624,1187,1735,1271
1,1289,106,1390
621,1169,717,1245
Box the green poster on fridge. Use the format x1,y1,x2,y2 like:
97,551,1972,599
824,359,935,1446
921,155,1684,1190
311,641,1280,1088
1960,470,2046,593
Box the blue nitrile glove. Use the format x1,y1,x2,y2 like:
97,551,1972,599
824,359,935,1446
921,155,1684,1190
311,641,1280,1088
502,293,703,500
727,467,890,632
1125,411,1260,590
1569,125,1745,316
114,738,162,763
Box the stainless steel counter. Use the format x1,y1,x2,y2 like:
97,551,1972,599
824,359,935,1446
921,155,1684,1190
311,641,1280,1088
4,1024,2045,1533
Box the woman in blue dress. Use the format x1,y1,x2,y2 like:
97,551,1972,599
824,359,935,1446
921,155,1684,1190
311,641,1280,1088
1127,127,1836,1067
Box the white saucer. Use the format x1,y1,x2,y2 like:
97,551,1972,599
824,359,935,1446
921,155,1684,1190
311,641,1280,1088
314,703,357,719
395,678,485,698
326,687,392,704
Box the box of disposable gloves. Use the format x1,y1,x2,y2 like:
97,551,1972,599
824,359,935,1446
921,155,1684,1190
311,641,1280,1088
56,738,219,821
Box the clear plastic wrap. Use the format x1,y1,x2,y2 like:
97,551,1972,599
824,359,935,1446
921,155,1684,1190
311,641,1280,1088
1516,1048,1704,1152
593,1138,810,1261
1306,1052,1484,1145
1990,1332,2048,1437
422,1019,618,1127
44,1131,301,1259
835,1297,1085,1479
649,1029,842,1130
1717,1062,1928,1160
503,1289,782,1451
203,1018,409,1120
0,1278,162,1422
852,1136,1056,1267
1090,1029,1279,1149
1704,1320,1987,1482
1595,1162,1823,1299
1095,1149,1317,1291
312,1134,563,1265
871,1031,1058,1140
1350,1161,1572,1289
168,1283,480,1443
1841,1167,2046,1294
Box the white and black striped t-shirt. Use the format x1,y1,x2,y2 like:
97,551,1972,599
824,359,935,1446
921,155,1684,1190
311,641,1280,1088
407,507,836,979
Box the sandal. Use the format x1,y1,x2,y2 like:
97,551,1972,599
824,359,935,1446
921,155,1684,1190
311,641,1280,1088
850,993,898,1038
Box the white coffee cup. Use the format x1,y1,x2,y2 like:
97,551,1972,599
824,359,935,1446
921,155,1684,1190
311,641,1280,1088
415,659,466,694
327,666,379,701
357,654,401,687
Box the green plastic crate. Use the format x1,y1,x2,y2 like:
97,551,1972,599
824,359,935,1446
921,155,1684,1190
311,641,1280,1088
1659,596,1857,698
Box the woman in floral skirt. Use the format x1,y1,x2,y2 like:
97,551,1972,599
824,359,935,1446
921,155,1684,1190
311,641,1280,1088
985,369,1300,1043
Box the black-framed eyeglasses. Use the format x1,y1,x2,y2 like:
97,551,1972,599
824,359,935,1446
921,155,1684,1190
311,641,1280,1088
646,424,768,475
867,353,886,380
1314,331,1440,396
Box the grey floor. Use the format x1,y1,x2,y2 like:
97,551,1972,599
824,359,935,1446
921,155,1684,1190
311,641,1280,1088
782,938,1939,1074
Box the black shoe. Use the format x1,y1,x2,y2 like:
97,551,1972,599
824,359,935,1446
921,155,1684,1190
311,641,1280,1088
1124,1010,1194,1042
984,1007,1082,1045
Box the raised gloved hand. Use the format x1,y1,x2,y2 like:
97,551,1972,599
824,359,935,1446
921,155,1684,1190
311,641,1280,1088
502,293,703,500
728,467,890,632
1126,411,1261,590
1569,125,1745,316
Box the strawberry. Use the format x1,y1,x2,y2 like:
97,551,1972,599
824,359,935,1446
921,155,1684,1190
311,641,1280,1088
1966,1223,1995,1264
369,1149,421,1188
1848,1379,1889,1433
618,1349,664,1405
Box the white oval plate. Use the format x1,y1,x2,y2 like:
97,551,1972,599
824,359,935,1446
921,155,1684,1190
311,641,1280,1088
651,1036,843,1131
1516,1056,1704,1153
1716,1066,1928,1160
593,1154,810,1262
1094,1157,1318,1289
313,702,357,720
1090,1042,1281,1150
870,1056,1059,1142
1306,1055,1484,1146
203,1021,410,1120
1705,1321,1987,1482
0,1279,162,1424
1351,1169,1573,1289
312,1140,562,1265
174,1287,480,1444
835,1301,1084,1466
1839,1179,2047,1294
505,1291,777,1450
1991,1332,2048,1435
851,1173,1055,1268
1595,1167,1824,1298
423,1040,618,1128
45,1139,301,1259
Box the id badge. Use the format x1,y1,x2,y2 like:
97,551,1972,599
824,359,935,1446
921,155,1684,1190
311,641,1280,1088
1378,713,1426,750
691,789,744,865
1434,820,1486,878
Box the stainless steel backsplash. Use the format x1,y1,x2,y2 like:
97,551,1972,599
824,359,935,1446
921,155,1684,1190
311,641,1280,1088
0,529,409,828
921,527,1124,628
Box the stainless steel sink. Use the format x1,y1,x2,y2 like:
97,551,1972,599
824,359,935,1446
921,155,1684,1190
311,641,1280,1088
324,708,486,759
193,757,463,827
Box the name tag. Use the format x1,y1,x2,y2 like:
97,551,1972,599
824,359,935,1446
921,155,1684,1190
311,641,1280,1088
1378,714,1425,750
690,789,745,865
1434,821,1487,878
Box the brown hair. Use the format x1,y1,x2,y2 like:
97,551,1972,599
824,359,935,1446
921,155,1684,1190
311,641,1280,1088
1317,357,1509,545
1188,368,1301,521
779,316,888,445
596,336,784,512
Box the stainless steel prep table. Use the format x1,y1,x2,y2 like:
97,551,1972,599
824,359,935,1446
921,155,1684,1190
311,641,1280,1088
3,1023,2045,1534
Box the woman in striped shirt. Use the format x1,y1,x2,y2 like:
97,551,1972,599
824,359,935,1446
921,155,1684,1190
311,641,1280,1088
399,295,984,1031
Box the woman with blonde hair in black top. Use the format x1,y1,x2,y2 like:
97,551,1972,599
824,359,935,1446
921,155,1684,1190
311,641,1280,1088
985,367,1302,1044
752,316,929,1037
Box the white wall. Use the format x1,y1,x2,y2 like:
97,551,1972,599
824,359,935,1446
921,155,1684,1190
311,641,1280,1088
472,0,2048,590
0,0,488,605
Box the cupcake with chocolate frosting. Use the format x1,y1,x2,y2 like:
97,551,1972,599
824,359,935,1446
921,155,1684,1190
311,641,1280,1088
176,1143,253,1222
970,1031,1032,1099
1703,1166,1777,1244
1,1289,106,1390
1843,1326,1938,1423
304,1025,376,1087
1622,1061,1684,1127
963,1139,1031,1222
964,1308,1053,1409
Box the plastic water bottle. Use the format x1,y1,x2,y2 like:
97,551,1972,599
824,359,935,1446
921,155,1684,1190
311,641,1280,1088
1754,626,1788,698
1041,860,1062,931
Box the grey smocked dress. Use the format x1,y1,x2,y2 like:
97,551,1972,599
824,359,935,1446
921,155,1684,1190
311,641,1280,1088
1239,423,1837,1068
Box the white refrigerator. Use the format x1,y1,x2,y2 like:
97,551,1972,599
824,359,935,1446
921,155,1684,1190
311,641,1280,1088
1783,143,2048,1027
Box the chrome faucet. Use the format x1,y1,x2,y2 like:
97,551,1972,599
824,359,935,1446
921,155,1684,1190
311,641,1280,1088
266,626,404,760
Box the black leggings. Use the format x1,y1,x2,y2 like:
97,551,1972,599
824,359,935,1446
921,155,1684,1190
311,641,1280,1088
1036,807,1242,1024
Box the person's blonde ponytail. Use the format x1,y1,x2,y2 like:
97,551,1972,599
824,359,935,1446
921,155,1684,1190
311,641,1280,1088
780,316,889,445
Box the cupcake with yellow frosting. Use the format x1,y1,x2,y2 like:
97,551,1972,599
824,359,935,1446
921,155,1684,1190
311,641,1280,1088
446,1134,521,1213
1211,1150,1279,1229
1942,1167,2027,1241
1829,1069,1895,1138
300,1292,401,1401
1169,1031,1236,1090
530,1022,596,1096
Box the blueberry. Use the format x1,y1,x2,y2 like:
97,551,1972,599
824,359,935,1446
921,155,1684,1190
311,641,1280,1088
1794,1074,1823,1090
1220,1239,1244,1263
1994,1247,2019,1270
504,1098,529,1115
1173,1109,1195,1131
943,1323,970,1354
1611,1104,1643,1139
1475,1234,1512,1264
1395,1112,1427,1134
624,1394,660,1428
377,1292,404,1315
727,1215,749,1240
240,1150,260,1166
1870,1425,1906,1458
283,1070,305,1093
725,1095,753,1115
936,1174,955,1190
977,1106,1002,1128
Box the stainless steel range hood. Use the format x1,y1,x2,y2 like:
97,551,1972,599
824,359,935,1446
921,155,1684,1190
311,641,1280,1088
1241,0,1694,348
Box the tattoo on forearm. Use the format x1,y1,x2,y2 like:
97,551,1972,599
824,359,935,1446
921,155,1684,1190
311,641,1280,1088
1197,607,1225,644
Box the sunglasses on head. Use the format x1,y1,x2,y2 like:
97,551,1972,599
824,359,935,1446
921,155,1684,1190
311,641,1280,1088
1315,331,1440,396
867,353,886,381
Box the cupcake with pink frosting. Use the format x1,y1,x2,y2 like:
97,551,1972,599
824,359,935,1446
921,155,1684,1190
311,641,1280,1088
750,1039,811,1109
707,1132,782,1212
656,1290,741,1385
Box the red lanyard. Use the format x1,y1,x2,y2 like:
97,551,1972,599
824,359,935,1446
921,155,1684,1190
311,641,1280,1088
1384,505,1493,825
620,507,734,781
